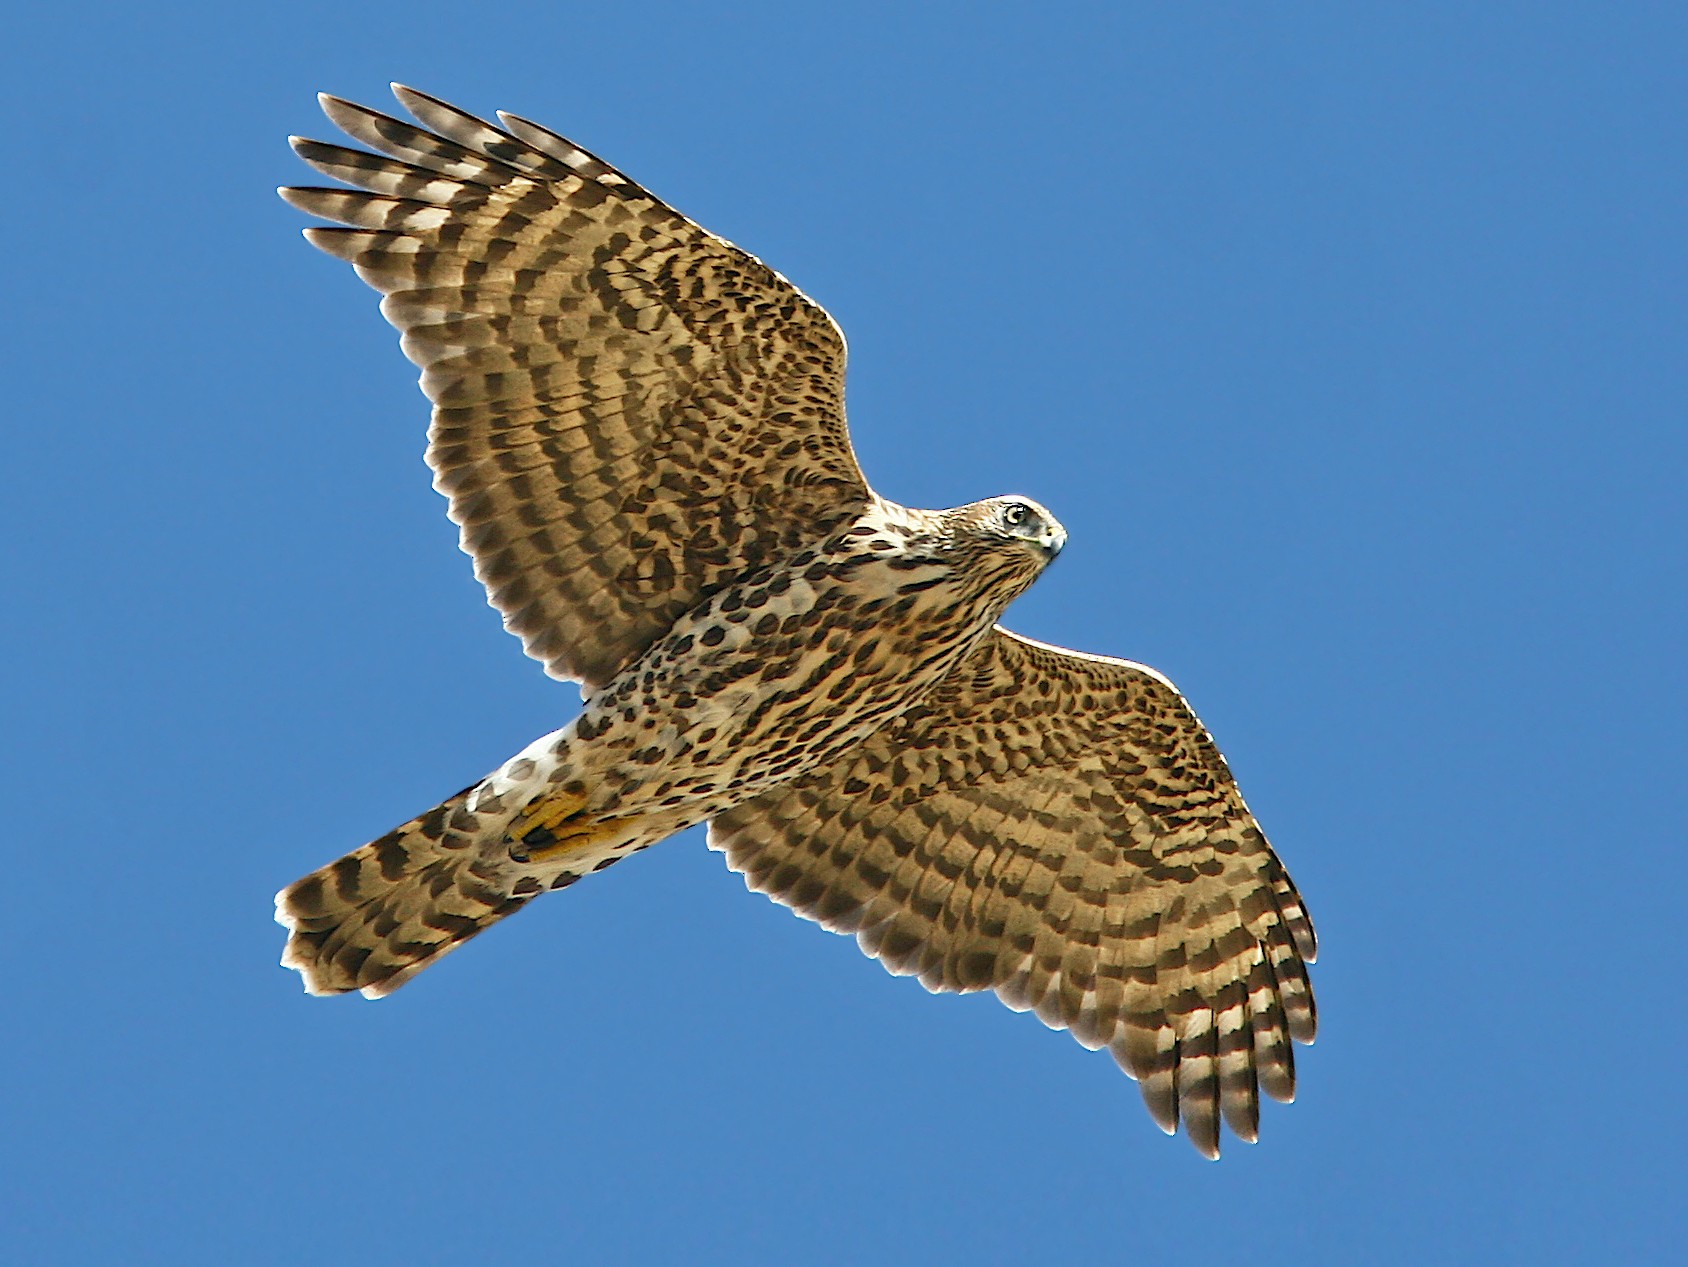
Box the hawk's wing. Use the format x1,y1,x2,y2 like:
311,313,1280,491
282,86,872,689
709,627,1316,1158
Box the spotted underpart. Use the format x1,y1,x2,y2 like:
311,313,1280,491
273,85,1316,1160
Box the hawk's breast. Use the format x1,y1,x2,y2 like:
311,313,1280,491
566,520,996,819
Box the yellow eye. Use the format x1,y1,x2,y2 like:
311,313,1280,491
1004,503,1029,527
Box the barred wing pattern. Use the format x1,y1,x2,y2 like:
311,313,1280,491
282,86,871,688
710,628,1317,1157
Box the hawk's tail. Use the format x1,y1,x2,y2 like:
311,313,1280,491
275,783,550,998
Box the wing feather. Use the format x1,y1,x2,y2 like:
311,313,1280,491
709,627,1316,1157
284,87,871,688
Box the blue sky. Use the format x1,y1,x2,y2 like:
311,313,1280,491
5,3,1684,1263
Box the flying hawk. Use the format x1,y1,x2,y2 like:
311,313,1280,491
275,85,1317,1158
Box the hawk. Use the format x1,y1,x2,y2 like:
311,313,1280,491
275,85,1317,1158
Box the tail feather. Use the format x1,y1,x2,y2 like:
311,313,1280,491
276,783,539,998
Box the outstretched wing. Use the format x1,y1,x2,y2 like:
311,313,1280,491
282,85,872,688
709,627,1317,1158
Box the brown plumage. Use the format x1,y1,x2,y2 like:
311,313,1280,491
275,84,1316,1158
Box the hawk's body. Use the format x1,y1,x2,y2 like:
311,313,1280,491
276,86,1317,1158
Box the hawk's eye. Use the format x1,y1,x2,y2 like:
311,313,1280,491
1004,503,1029,527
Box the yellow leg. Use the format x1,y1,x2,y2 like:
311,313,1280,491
509,789,612,863
523,822,616,863
511,788,589,837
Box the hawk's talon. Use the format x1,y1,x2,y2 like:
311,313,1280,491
507,790,611,863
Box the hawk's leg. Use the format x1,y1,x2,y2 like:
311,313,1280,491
508,789,615,863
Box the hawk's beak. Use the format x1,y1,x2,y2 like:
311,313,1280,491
1040,526,1067,560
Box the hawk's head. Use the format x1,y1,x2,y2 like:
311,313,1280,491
987,495,1066,561
944,495,1067,608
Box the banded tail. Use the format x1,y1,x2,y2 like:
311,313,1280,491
276,784,568,998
